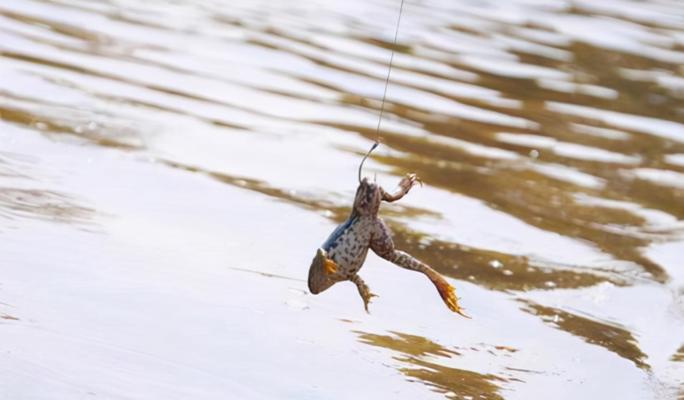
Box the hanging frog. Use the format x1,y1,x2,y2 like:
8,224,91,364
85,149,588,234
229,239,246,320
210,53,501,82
307,145,469,317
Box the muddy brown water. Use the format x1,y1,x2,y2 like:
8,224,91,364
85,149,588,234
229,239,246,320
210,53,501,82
1,0,684,399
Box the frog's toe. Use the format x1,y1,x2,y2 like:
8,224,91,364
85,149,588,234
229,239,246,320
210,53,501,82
362,292,378,313
399,173,422,192
407,173,423,188
323,258,338,275
435,280,470,318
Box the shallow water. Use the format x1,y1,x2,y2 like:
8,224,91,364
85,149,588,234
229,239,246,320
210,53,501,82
1,0,684,398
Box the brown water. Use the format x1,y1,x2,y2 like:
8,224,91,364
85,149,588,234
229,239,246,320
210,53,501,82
1,0,684,399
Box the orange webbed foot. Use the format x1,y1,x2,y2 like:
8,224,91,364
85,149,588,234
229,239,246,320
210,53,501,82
323,258,338,275
435,279,470,318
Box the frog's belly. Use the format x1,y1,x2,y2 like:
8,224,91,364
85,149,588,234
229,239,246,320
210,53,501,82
324,220,371,278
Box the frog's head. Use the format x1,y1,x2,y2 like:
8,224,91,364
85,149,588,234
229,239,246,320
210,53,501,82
353,177,381,216
308,248,336,294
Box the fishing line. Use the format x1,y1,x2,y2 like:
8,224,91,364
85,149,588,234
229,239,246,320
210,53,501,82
358,0,406,182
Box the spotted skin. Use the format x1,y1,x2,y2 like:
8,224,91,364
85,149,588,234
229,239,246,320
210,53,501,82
307,174,468,316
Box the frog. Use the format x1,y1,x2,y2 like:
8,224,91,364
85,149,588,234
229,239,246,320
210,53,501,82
307,173,468,317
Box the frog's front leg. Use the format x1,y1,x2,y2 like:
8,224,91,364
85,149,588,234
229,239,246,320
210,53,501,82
382,173,421,203
351,274,377,313
370,219,469,317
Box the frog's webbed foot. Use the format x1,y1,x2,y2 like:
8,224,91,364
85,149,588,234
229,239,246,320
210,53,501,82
400,173,422,191
362,292,378,313
351,274,377,313
382,173,422,203
433,276,470,318
323,257,338,275
314,248,338,275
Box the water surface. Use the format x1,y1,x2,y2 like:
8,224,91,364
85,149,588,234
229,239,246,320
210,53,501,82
1,0,684,399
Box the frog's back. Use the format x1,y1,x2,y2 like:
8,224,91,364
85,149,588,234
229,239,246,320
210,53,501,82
322,215,357,250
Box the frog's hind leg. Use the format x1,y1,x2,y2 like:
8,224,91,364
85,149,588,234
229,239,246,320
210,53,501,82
308,249,338,295
370,219,469,317
388,250,469,317
351,274,377,313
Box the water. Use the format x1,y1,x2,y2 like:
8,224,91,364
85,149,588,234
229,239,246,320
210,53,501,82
1,0,684,398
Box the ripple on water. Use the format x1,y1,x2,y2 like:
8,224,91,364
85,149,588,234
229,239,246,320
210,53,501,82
355,330,507,400
2,0,684,398
519,300,650,371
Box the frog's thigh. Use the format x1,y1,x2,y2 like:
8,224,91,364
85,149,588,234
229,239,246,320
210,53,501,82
370,218,395,258
370,220,422,273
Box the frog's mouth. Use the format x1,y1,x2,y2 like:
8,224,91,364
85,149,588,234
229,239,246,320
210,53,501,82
307,248,336,294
